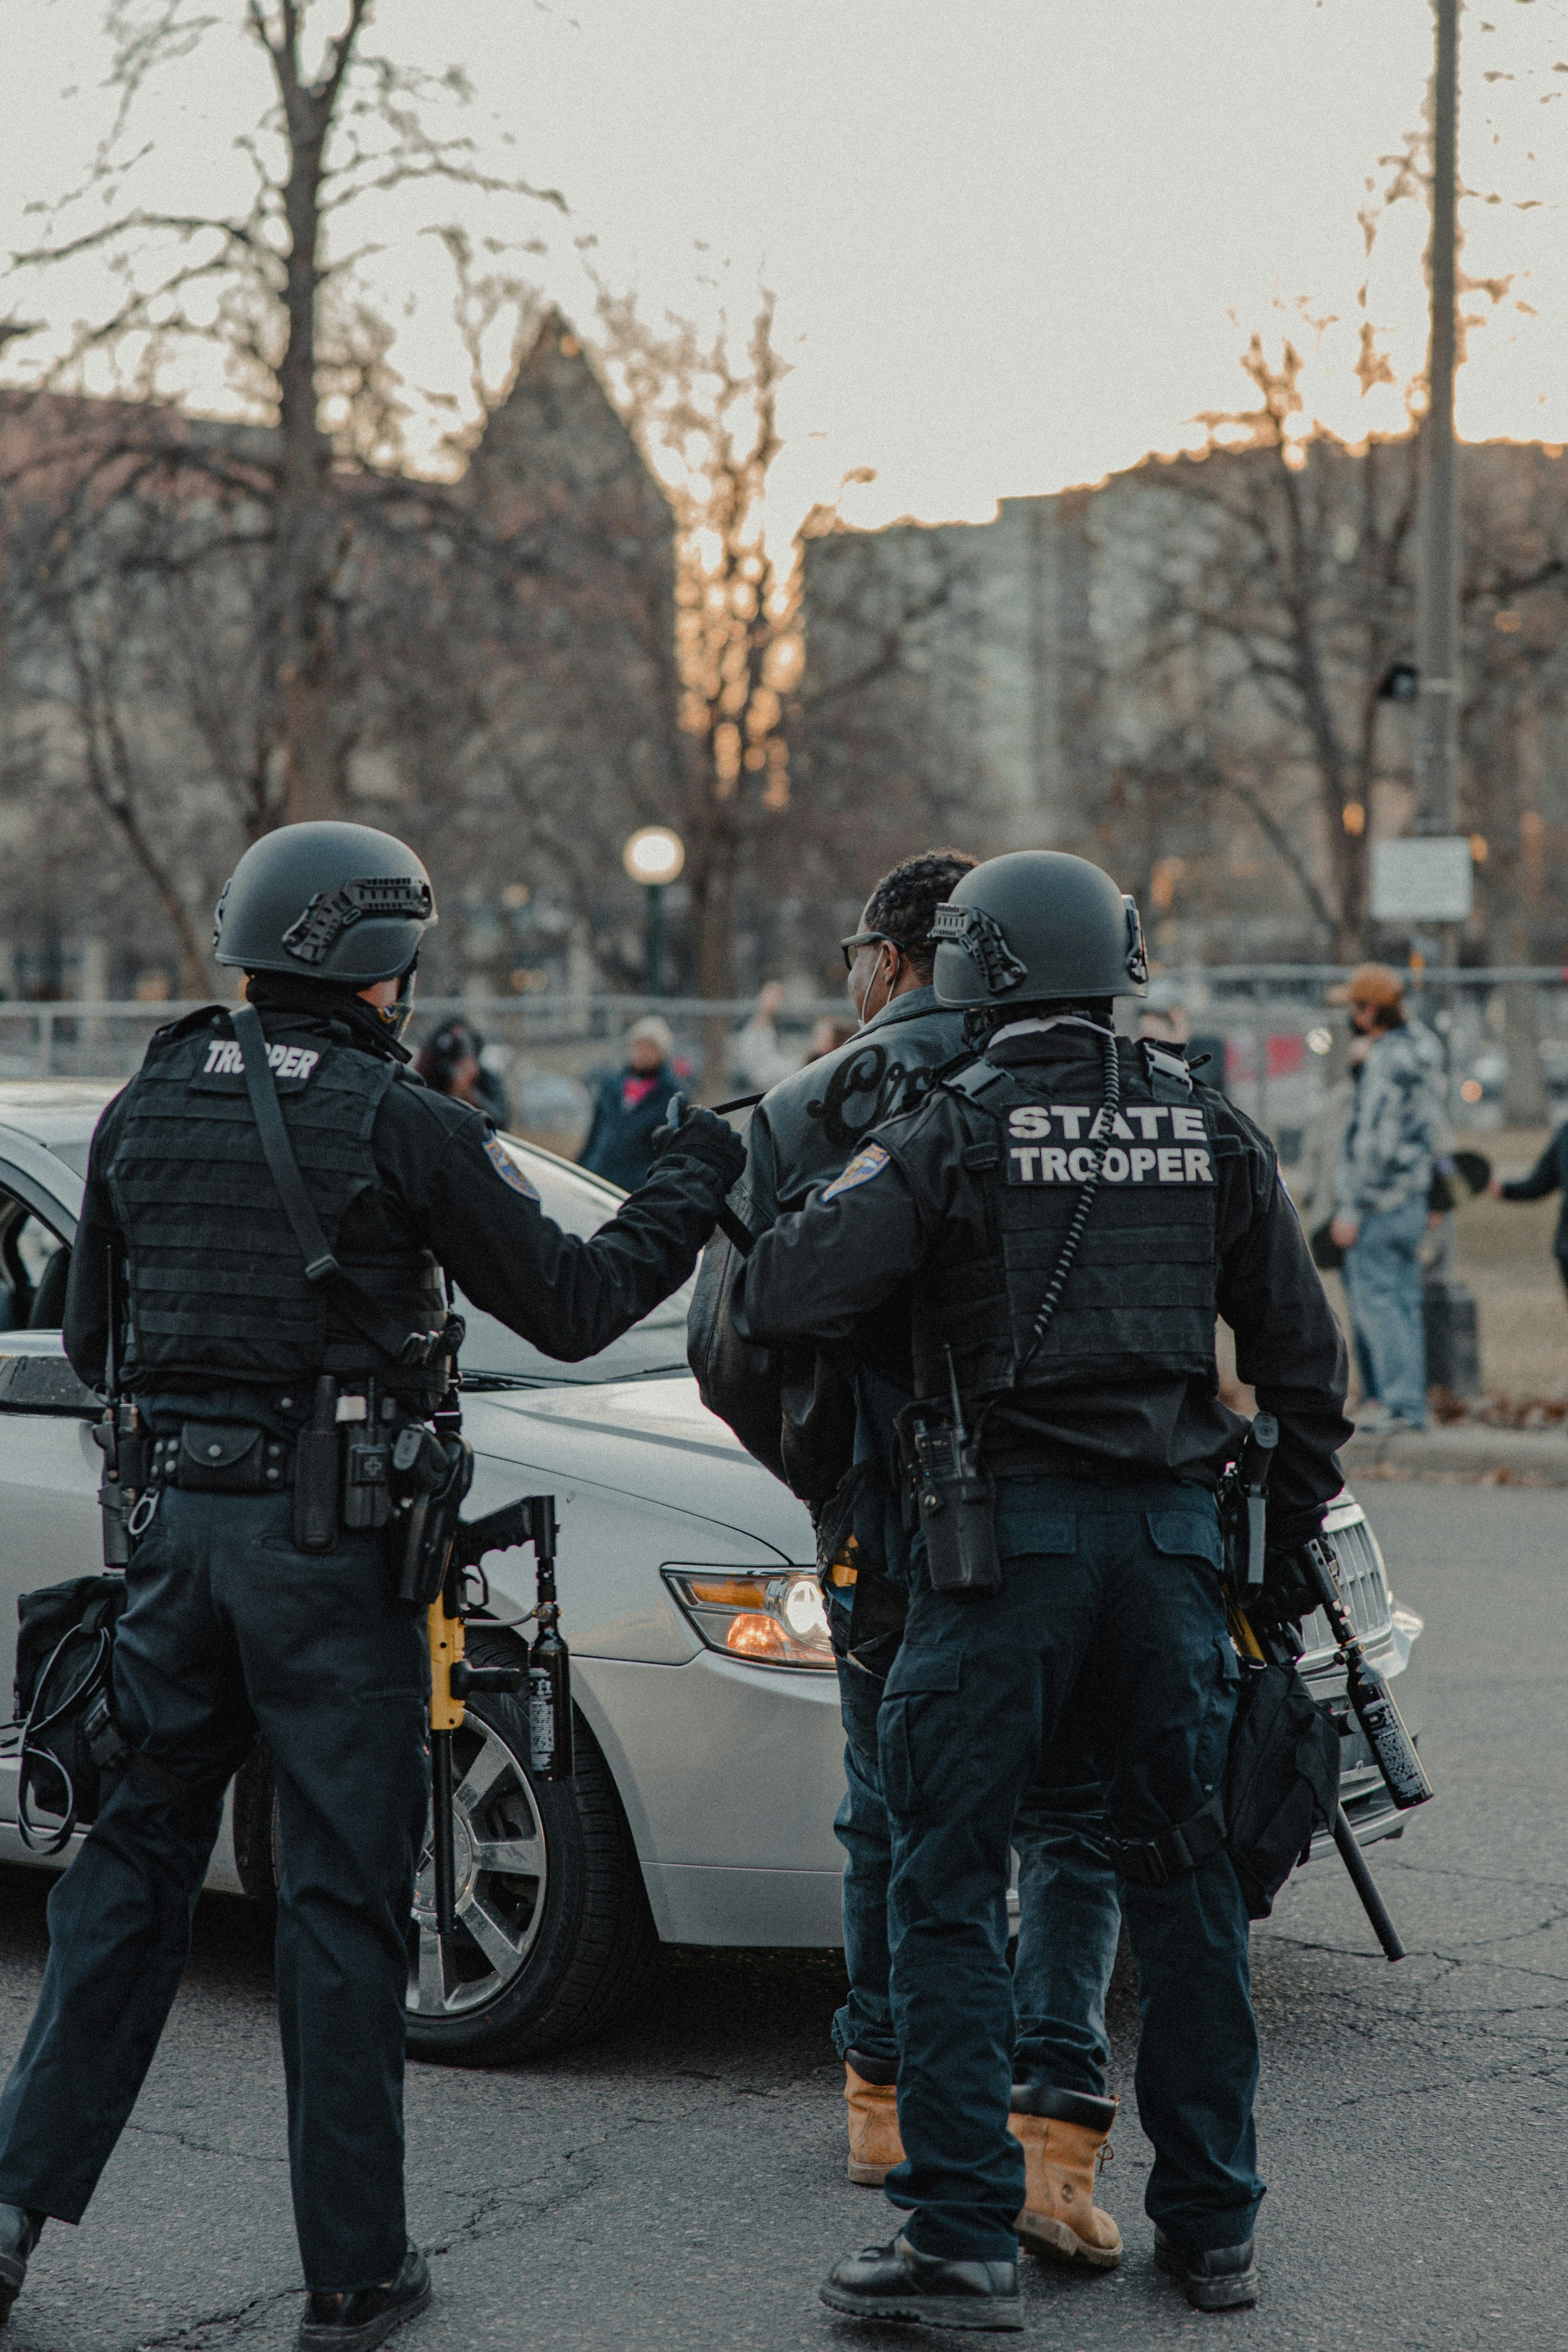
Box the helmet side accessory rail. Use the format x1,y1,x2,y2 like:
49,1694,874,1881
929,902,1028,996
283,876,434,967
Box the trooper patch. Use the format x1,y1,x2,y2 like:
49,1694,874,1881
821,1141,891,1202
1003,1103,1213,1186
202,1038,321,1082
484,1133,540,1199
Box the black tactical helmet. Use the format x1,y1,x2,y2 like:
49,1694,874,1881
931,850,1148,1008
213,822,436,984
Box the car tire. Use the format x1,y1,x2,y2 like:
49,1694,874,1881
404,1626,656,2067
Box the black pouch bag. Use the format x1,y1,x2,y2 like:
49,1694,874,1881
177,1422,269,1491
9,1576,131,1852
1224,1659,1342,1920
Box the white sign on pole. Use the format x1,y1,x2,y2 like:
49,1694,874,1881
1369,837,1473,924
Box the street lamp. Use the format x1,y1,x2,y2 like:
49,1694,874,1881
622,826,685,996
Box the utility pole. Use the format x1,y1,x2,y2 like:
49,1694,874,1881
1411,0,1483,1406
1415,0,1460,840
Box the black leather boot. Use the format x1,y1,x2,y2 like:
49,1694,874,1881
1154,2229,1258,2310
0,2204,44,2328
819,2234,1022,2331
297,2247,432,2352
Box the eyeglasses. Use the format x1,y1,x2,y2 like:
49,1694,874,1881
839,930,901,975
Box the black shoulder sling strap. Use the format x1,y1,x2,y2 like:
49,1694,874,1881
229,1001,445,1370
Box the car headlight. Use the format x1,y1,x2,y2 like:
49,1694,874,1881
663,1567,835,1670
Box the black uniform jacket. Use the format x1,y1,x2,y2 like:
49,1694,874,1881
688,985,966,1491
65,991,727,1411
731,1025,1352,1541
1500,1118,1568,1262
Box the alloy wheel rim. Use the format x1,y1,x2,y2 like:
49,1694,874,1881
406,1709,549,2019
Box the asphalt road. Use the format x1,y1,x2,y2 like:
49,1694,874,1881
1,1479,1564,2352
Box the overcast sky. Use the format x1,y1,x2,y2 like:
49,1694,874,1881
5,0,1568,537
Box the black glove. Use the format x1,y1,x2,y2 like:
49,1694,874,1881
1253,1538,1323,1638
650,1093,747,1190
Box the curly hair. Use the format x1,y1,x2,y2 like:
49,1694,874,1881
863,847,977,983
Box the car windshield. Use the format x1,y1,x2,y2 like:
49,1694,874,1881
453,1136,695,1389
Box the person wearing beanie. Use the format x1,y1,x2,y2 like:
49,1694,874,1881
579,1014,680,1191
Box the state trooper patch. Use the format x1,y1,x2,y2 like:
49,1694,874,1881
484,1134,540,1199
201,1037,321,1082
821,1141,890,1202
1002,1102,1214,1186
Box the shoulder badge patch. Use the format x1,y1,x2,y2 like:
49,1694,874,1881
484,1133,540,1200
821,1141,891,1203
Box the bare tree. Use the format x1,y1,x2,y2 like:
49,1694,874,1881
590,288,974,1077
1109,328,1568,964
1114,340,1422,957
5,0,563,825
591,291,798,1039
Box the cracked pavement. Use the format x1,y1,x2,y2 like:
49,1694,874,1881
0,1479,1564,2349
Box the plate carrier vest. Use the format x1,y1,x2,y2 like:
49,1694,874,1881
107,1009,448,1404
908,1040,1222,1403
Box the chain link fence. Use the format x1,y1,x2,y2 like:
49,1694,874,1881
1140,965,1568,1163
0,994,851,1158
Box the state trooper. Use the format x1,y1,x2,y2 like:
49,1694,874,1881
0,822,744,2351
691,849,1124,2270
731,850,1352,2327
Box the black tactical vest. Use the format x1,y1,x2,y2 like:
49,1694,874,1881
107,1009,447,1400
910,1042,1221,1402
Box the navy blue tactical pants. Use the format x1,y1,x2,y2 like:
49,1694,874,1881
0,1490,428,2293
880,1476,1262,2264
829,1604,1123,2094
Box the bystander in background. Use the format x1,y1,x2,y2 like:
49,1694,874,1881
414,1017,508,1124
806,1015,857,1061
730,982,800,1092
1135,978,1189,1045
579,1015,680,1191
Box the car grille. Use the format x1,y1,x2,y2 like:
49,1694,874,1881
1298,1513,1392,1659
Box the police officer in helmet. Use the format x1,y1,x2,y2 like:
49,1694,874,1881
0,822,744,2348
691,849,1126,2267
731,850,1351,2326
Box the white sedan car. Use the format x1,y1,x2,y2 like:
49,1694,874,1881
0,1081,1424,2067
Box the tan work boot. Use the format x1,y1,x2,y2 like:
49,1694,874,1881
1009,2086,1121,2268
844,2052,903,2187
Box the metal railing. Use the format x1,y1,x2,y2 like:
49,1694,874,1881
1,971,1564,1146
0,993,852,1080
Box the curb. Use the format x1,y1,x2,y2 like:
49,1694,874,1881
1343,1425,1568,1486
